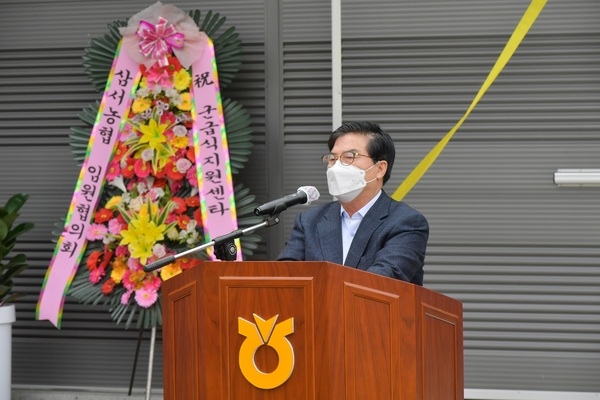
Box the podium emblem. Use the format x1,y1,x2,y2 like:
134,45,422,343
238,314,295,389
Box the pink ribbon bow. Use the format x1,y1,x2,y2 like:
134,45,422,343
136,17,184,67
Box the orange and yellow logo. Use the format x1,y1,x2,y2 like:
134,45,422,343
238,314,295,389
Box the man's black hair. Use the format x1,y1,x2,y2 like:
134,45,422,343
328,121,395,184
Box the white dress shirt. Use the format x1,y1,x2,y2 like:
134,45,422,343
340,190,382,264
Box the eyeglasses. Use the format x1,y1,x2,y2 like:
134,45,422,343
321,151,371,168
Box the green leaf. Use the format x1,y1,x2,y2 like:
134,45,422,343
3,193,29,214
3,222,34,244
0,284,9,298
0,220,7,242
0,292,23,305
0,194,33,305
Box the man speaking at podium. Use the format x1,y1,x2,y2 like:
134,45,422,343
277,121,429,285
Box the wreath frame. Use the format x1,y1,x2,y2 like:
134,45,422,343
59,8,263,329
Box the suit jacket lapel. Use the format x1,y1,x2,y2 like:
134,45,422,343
317,203,344,264
344,193,390,267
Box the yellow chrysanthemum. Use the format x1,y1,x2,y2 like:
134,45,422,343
173,69,191,91
110,256,128,284
137,202,159,219
160,263,182,281
132,97,152,114
178,92,192,111
105,196,122,210
172,135,188,149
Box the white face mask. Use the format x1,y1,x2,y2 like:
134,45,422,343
327,162,377,203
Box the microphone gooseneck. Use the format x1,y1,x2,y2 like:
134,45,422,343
253,186,320,216
144,186,319,272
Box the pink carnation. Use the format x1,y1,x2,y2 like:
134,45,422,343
146,68,171,90
186,167,198,187
170,179,183,193
121,270,135,291
165,213,178,224
108,218,125,235
121,290,132,305
146,274,162,291
106,160,121,181
134,158,151,179
115,245,129,257
87,223,108,241
127,257,143,270
89,267,106,284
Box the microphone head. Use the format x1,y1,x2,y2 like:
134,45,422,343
297,186,320,205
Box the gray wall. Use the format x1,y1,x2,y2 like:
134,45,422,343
1,0,598,394
338,0,600,392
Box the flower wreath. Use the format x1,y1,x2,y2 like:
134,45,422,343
59,6,262,329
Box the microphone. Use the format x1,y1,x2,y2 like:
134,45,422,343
254,186,320,216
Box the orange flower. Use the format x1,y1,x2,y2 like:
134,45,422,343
185,196,200,207
86,250,102,271
94,208,114,223
178,256,203,271
193,208,203,226
185,147,196,162
113,142,128,161
129,270,147,290
153,177,168,189
99,248,115,270
121,158,136,179
176,214,191,230
165,162,185,180
159,263,182,281
170,197,187,214
101,278,116,295
166,56,182,73
110,256,128,284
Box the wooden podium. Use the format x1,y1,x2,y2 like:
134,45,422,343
161,261,463,400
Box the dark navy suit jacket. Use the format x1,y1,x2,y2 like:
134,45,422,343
276,191,429,285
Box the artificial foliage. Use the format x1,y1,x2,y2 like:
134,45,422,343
0,194,35,306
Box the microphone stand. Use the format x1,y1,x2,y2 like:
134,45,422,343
143,214,281,272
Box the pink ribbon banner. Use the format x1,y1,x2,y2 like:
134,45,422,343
37,42,140,328
37,8,241,328
191,38,242,260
